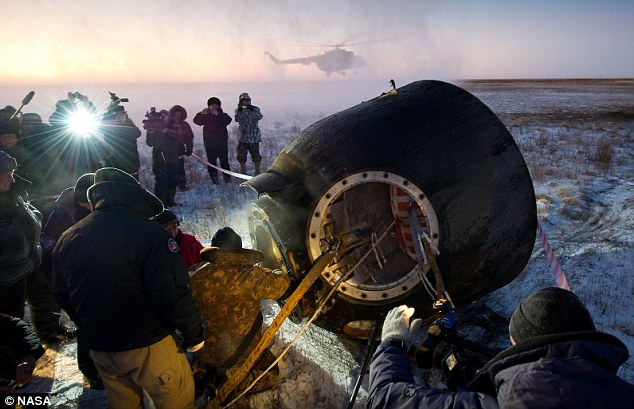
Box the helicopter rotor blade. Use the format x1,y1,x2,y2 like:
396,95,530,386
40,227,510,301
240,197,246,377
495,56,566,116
294,38,396,48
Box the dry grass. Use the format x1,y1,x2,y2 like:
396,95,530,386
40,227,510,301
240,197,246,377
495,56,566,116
510,124,629,182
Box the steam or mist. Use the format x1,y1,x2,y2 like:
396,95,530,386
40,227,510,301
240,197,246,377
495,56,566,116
1,1,632,84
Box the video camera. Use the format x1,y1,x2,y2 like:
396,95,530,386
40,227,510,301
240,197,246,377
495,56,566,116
109,91,129,106
102,92,130,120
142,107,164,131
415,299,499,391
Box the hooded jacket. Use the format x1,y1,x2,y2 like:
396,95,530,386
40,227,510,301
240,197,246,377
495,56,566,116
169,105,195,156
367,331,634,409
234,105,263,143
52,178,205,352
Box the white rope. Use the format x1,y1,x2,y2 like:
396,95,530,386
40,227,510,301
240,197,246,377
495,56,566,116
222,221,396,408
189,153,253,180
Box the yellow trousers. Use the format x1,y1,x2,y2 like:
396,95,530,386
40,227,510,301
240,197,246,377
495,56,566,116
90,335,195,409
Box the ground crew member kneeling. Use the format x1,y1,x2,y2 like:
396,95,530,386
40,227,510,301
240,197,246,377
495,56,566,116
189,227,291,396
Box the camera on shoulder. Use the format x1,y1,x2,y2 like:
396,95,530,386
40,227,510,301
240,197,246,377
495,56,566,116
142,107,163,131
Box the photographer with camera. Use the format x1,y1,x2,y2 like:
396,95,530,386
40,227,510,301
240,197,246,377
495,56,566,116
234,92,263,176
367,288,634,409
169,105,195,191
101,98,142,177
144,109,183,207
48,92,109,189
193,97,232,185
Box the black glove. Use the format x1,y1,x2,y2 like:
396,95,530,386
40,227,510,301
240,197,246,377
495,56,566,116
181,325,207,351
185,149,192,156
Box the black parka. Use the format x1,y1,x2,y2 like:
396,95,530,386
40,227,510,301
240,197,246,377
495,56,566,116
368,331,634,409
193,108,232,147
52,180,205,352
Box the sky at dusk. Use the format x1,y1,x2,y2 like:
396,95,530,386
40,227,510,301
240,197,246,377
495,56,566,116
1,0,633,84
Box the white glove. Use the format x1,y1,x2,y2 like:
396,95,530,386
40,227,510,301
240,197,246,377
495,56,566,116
381,305,423,349
186,341,205,353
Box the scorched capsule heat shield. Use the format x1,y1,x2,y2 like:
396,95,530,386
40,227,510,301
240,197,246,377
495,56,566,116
244,80,536,335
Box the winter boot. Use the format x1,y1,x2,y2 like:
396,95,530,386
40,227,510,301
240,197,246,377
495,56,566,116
165,189,177,207
254,162,261,175
239,162,247,175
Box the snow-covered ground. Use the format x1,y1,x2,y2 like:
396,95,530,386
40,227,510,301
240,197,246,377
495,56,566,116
11,78,634,407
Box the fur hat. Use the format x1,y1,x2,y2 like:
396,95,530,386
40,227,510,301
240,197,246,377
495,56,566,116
0,150,17,173
169,105,188,120
93,167,140,185
88,167,164,217
211,227,242,250
152,209,179,226
509,287,596,342
207,97,221,107
73,173,95,203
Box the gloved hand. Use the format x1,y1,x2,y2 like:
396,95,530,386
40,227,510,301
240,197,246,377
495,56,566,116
381,305,423,349
186,340,205,353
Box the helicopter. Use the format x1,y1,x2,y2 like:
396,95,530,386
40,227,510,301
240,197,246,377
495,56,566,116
264,40,391,76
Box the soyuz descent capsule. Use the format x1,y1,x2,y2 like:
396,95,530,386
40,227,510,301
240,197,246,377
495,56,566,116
244,80,537,335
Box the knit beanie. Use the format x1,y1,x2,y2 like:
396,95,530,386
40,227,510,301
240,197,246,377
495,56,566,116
73,173,95,203
152,209,179,226
211,227,242,250
207,97,221,107
509,287,596,342
0,150,17,173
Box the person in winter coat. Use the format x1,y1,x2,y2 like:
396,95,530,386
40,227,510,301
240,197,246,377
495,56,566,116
19,112,55,159
0,150,42,319
234,92,263,175
40,172,103,389
152,209,203,269
0,313,45,392
189,227,290,393
169,105,195,191
0,150,70,347
52,167,206,408
146,109,183,206
48,93,109,187
367,287,634,409
39,173,94,282
193,97,233,185
100,106,142,177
